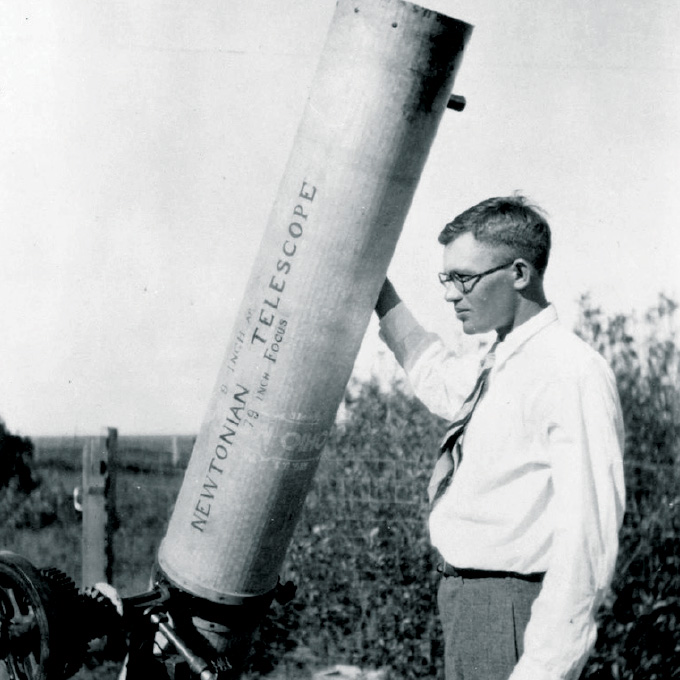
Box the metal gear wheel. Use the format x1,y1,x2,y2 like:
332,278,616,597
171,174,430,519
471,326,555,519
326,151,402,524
79,585,125,659
37,568,87,679
0,552,85,680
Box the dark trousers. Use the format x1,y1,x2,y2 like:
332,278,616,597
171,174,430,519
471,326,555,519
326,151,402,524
437,573,543,680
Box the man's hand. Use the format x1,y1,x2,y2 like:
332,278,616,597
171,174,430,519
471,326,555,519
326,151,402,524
375,278,401,318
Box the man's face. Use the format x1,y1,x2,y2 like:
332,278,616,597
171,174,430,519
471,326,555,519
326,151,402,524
441,232,517,335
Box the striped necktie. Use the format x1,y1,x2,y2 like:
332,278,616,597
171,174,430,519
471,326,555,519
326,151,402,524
427,340,499,506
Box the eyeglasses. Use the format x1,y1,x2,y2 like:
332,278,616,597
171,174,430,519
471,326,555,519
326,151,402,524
438,260,515,294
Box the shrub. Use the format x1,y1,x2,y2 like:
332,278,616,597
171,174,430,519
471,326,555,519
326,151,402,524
576,295,680,678
244,380,446,678
0,468,75,529
0,422,76,529
0,418,38,493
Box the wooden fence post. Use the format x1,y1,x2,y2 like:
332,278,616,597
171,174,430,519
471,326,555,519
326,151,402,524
81,427,117,588
171,435,180,468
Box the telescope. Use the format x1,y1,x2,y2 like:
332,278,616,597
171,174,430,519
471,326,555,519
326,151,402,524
0,1,472,677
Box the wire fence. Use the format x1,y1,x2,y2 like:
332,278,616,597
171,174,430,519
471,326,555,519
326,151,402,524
0,431,674,596
29,433,680,534
22,434,678,576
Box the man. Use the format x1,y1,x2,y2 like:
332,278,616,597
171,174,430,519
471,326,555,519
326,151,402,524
375,196,625,680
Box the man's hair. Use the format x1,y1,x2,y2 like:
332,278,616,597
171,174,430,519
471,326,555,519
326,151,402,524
438,195,551,276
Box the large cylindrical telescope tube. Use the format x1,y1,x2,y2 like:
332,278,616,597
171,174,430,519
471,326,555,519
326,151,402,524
158,0,472,604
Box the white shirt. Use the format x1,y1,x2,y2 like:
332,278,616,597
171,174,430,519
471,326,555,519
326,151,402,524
379,302,625,680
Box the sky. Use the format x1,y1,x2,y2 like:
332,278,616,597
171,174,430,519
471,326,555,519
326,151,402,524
1,0,678,437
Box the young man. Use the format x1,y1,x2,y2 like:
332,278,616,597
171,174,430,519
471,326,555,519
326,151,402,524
375,196,625,680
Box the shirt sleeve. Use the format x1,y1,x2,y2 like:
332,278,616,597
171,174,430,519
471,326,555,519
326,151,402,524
378,302,478,421
510,356,626,680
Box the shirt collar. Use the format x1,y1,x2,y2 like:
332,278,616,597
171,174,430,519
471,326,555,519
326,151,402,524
493,304,558,368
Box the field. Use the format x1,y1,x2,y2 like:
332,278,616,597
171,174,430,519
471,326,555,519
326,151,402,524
1,296,679,679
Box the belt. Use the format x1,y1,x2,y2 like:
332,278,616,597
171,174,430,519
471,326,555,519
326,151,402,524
438,562,545,583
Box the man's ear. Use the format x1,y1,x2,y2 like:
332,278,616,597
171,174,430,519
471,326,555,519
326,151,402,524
512,258,533,290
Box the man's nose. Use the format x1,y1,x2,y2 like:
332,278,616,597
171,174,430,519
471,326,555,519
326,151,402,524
444,285,463,303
